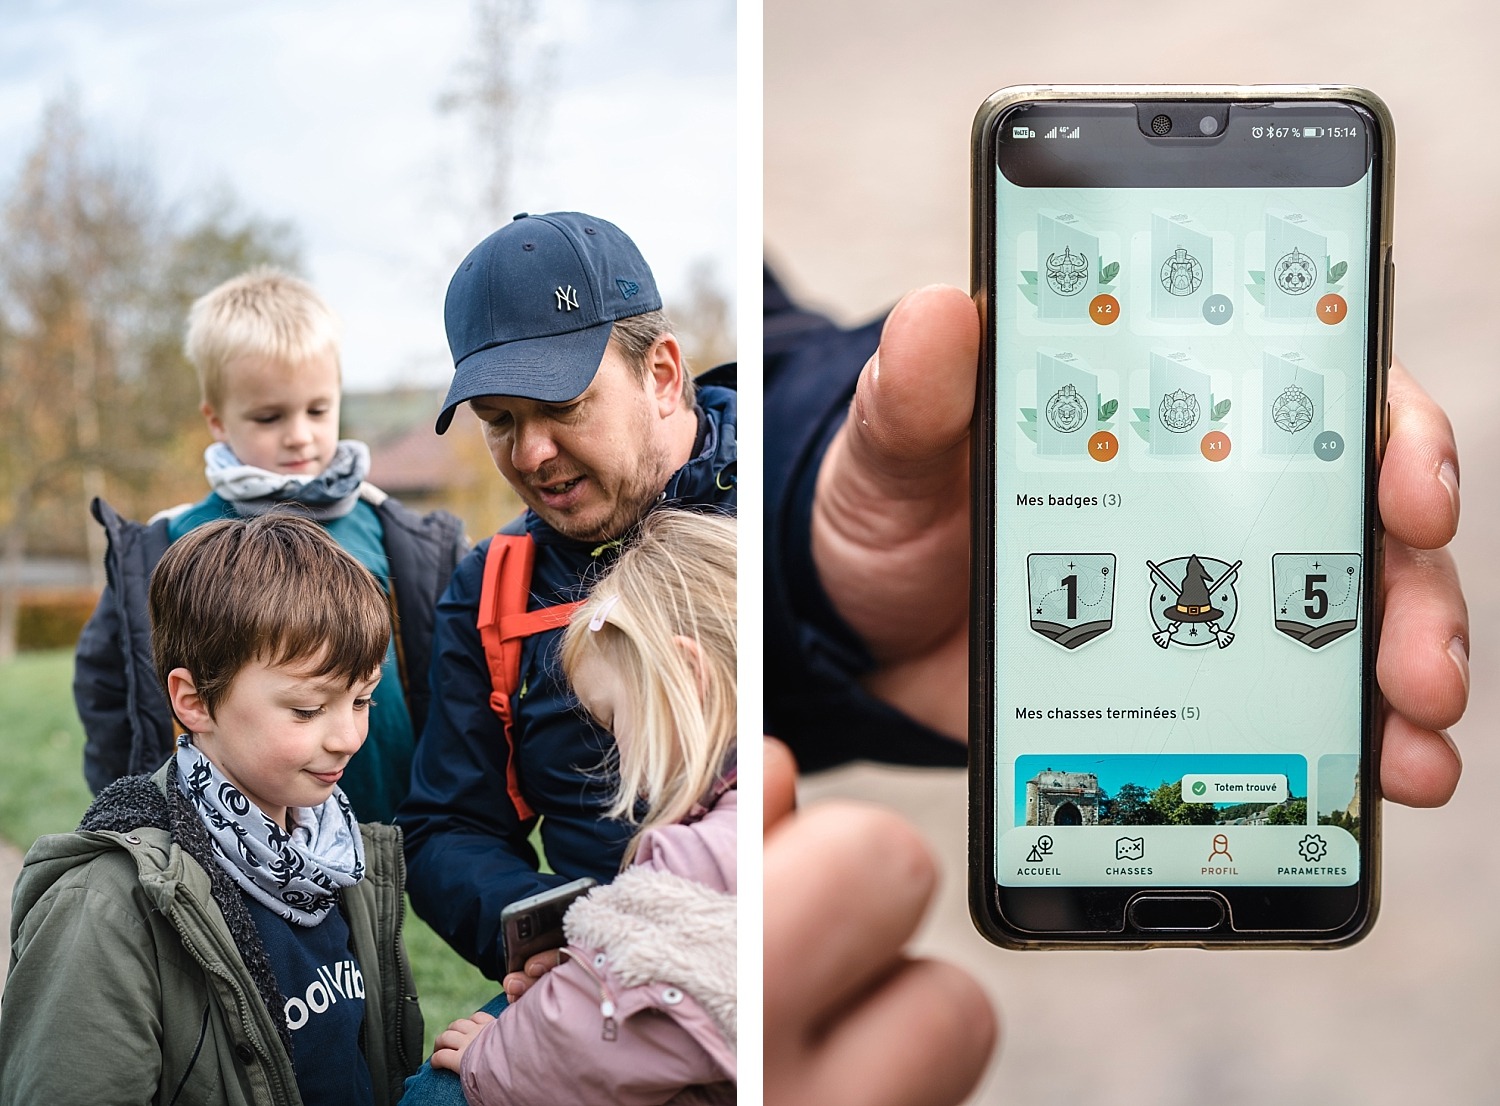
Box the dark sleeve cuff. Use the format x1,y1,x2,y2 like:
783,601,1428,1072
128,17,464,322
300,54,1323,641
763,279,966,771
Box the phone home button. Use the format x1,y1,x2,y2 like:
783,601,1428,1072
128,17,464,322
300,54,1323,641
1126,892,1227,932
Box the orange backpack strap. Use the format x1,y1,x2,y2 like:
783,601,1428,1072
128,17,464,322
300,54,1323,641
477,534,584,820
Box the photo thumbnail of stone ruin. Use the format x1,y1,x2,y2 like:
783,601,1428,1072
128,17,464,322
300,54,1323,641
1023,768,1307,827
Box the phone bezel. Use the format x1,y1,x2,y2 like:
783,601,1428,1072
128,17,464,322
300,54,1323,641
500,876,598,974
968,85,1393,950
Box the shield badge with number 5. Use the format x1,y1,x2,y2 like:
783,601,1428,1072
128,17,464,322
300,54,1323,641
1272,553,1361,649
1027,553,1116,650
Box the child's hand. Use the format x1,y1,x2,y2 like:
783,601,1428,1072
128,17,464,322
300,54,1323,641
430,1011,497,1073
502,948,564,1003
763,738,997,1106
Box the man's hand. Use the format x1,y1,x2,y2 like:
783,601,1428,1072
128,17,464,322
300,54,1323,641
1372,360,1466,804
811,284,1466,806
764,739,997,1106
812,286,977,742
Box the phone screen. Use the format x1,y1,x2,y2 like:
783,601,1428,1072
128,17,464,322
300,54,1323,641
975,95,1388,940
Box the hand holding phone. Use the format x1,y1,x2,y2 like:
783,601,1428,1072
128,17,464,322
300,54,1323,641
969,86,1405,947
805,284,979,742
503,947,564,1003
805,288,1461,809
500,877,597,977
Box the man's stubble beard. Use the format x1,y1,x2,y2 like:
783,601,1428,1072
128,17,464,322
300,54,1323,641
541,417,676,544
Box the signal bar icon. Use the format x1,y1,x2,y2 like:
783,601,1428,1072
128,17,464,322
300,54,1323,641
1043,126,1080,139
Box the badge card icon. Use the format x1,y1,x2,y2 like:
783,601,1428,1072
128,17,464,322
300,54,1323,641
1045,383,1090,434
1161,248,1204,297
1146,351,1214,456
1272,553,1361,649
1271,384,1316,433
1274,247,1318,296
1027,553,1116,650
1158,388,1200,434
1147,554,1241,649
1151,212,1213,320
1265,210,1328,320
1032,350,1112,458
1037,211,1099,321
1262,351,1325,456
1046,245,1090,297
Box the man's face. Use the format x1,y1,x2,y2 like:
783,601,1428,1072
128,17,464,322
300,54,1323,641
469,344,675,542
203,350,341,476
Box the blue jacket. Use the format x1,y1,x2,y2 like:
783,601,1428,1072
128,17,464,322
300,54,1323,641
398,374,736,981
72,488,467,799
763,269,965,771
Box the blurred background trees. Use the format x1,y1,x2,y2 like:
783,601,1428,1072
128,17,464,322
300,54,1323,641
1,0,735,661
0,94,299,659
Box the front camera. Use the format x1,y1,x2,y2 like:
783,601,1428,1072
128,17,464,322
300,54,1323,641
1199,115,1220,136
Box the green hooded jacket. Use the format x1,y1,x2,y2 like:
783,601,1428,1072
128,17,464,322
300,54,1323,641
0,763,422,1105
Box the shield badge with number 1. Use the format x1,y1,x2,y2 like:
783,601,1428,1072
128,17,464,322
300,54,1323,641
1272,553,1361,649
1027,553,1116,650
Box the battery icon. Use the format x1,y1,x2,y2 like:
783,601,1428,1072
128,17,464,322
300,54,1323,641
1302,127,1323,138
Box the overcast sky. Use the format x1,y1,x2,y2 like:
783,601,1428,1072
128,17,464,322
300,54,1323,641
0,0,735,391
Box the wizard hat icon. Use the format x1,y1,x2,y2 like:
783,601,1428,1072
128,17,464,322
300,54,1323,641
1164,554,1223,624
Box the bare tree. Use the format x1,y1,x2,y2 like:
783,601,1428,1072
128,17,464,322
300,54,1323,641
0,95,155,655
437,0,553,232
672,257,736,374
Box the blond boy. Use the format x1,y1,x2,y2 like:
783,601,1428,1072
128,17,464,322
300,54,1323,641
73,268,466,821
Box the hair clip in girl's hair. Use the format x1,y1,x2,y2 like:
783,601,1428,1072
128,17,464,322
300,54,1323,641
588,594,621,632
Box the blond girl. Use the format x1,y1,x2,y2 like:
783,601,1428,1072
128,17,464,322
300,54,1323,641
426,509,736,1106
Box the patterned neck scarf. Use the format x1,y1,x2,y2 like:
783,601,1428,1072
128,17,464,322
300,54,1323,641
174,736,365,927
203,440,371,521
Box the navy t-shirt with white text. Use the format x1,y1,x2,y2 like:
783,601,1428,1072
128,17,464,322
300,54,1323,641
246,897,374,1106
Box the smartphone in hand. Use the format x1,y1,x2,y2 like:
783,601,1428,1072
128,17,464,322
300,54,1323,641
969,86,1392,948
501,877,598,975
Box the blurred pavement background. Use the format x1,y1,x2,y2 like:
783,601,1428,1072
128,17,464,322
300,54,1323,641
768,2,1500,1102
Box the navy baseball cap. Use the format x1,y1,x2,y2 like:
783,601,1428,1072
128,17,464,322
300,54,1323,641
435,211,662,433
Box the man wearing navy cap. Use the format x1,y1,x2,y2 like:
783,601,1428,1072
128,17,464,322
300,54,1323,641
397,212,736,979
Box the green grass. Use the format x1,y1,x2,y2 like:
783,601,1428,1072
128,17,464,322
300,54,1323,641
402,906,502,1053
0,649,94,846
0,649,499,1055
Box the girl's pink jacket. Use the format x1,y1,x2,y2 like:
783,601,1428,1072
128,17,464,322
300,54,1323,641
459,779,737,1106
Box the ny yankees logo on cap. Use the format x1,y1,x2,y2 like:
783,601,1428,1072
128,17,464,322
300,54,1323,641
555,285,580,311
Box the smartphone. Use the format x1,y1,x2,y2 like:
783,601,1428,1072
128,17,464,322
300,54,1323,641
969,86,1392,948
500,877,597,974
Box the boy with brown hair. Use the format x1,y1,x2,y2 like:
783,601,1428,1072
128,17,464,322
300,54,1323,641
74,267,467,822
0,513,422,1105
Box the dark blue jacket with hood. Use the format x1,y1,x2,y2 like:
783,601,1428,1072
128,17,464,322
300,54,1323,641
397,372,736,981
